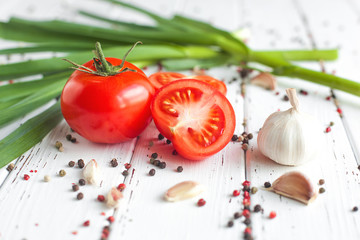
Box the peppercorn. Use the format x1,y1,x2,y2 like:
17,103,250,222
70,137,77,143
166,139,171,144
269,211,276,219
107,216,115,223
330,121,334,126
44,175,51,182
233,190,240,197
172,150,178,155
59,169,66,177
283,95,289,101
319,179,325,185
124,163,131,169
158,133,164,140
242,180,251,187
97,195,105,202
234,212,241,219
78,159,85,169
353,206,358,212
242,138,249,144
264,181,271,188
23,174,30,181
243,186,250,192
227,221,234,227
358,165,360,171
253,204,262,213
319,187,326,193
159,162,166,169
68,161,75,167
58,146,64,152
251,187,258,194
6,163,14,172
244,218,251,226
75,179,85,187
149,169,156,176
325,127,331,133
66,134,72,141
197,198,206,207
77,192,84,200
110,158,118,167
55,141,63,149
231,134,238,141
247,133,253,140
149,158,155,164
242,143,249,151
151,153,158,159
242,209,250,218
153,160,160,166
122,170,129,176
117,183,126,191
72,185,79,192
83,220,90,227
177,166,183,172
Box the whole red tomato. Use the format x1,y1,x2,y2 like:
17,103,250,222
61,44,154,143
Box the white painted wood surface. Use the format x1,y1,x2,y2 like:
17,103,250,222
1,0,360,239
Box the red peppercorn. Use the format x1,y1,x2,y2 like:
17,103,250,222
326,127,331,133
197,198,206,207
243,191,250,198
233,190,240,197
101,212,106,216
269,211,277,219
243,198,251,206
30,170,34,173
71,231,78,235
336,108,342,114
242,209,250,218
117,183,126,191
107,216,115,223
124,163,131,170
326,96,331,101
83,220,90,227
244,227,252,234
97,195,105,202
242,180,250,187
24,174,30,181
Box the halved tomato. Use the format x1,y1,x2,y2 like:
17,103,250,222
185,75,227,95
148,72,186,90
151,79,235,160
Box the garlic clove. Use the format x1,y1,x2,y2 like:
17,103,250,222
251,72,277,90
269,171,317,205
83,159,101,185
105,187,123,208
164,181,205,202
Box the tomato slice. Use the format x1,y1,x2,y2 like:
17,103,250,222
148,72,186,90
185,75,227,95
151,79,235,160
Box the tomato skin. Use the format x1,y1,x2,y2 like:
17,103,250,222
185,75,227,95
151,79,235,160
61,57,154,143
148,72,186,90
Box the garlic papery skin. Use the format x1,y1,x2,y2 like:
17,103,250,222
83,159,101,185
257,88,323,166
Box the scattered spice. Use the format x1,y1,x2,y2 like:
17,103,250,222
59,169,66,177
110,158,118,167
197,198,206,207
330,121,334,126
326,96,331,101
269,211,277,219
177,166,183,172
172,150,178,155
77,192,84,200
72,185,79,192
107,216,115,223
319,187,326,194
242,209,250,218
78,159,85,169
233,190,240,197
336,108,343,114
6,163,14,172
44,175,51,182
242,180,250,187
244,218,251,226
243,191,250,198
158,133,164,140
55,141,63,149
70,137,77,143
325,127,331,133
231,134,238,141
253,204,262,213
159,162,166,169
247,133,253,140
353,206,358,212
299,89,308,95
283,95,289,101
243,198,251,206
124,163,131,169
68,161,75,167
122,170,129,176
149,158,155,164
151,153,158,159
149,169,156,176
153,160,160,166
242,143,249,151
166,139,172,144
117,183,126,191
102,226,110,239
83,220,90,227
97,195,105,202
66,134,72,141
319,179,325,185
227,220,234,227
24,174,30,181
244,227,252,235
79,179,86,186
251,187,258,194
264,181,271,188
234,212,241,219
72,231,78,235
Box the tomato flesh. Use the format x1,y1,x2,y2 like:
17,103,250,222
151,80,235,160
61,57,154,143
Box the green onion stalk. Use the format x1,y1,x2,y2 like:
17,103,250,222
0,0,359,167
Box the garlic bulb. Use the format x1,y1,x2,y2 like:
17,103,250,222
257,88,323,166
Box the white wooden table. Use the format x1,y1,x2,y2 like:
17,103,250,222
1,0,360,239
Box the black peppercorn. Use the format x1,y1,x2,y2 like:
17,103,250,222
122,170,129,176
264,182,271,188
159,162,166,169
153,160,160,166
151,153,158,159
77,192,84,200
110,158,118,167
158,133,164,140
72,185,79,192
247,133,253,140
353,206,358,212
166,139,171,144
283,95,289,101
319,187,326,194
70,137,77,143
243,186,250,192
78,159,85,169
79,179,86,186
231,134,238,142
254,204,262,213
68,161,75,167
172,150,178,155
244,218,251,226
149,169,156,176
234,212,241,219
66,134,72,141
227,221,234,227
177,166,183,172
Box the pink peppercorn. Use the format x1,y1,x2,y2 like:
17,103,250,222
107,216,115,223
233,190,240,197
242,180,250,187
269,211,277,219
117,183,126,191
197,198,206,207
97,195,105,202
325,127,331,133
83,220,90,227
242,209,250,218
24,174,30,181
